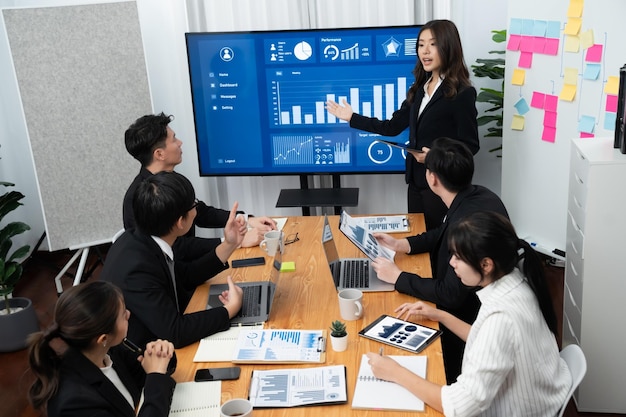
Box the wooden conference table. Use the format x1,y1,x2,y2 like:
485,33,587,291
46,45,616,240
173,214,445,417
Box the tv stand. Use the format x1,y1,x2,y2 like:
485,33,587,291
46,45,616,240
275,174,359,216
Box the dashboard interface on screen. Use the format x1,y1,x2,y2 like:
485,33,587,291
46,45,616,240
186,25,421,176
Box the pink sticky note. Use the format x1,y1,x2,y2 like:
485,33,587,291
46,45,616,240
531,92,546,109
507,35,522,51
545,95,559,112
533,37,547,54
606,94,618,112
580,132,595,138
520,36,534,52
544,38,560,55
542,126,557,143
585,44,603,63
519,52,533,69
544,111,558,128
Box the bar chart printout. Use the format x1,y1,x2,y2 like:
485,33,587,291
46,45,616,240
249,365,347,407
233,329,325,362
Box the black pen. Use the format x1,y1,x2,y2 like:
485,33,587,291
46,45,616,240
122,338,143,355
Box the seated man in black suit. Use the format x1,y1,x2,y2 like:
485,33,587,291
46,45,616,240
101,171,245,349
372,137,509,384
123,112,276,247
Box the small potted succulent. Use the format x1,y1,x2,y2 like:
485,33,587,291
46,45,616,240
329,320,348,352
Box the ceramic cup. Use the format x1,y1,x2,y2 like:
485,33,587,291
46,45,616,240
259,230,282,257
220,398,253,417
338,288,363,321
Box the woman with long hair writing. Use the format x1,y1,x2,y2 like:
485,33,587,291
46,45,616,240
366,211,571,416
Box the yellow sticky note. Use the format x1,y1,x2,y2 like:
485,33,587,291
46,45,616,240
564,35,580,53
559,84,577,102
564,67,578,85
564,18,582,36
280,261,296,272
580,29,594,50
605,76,619,95
567,0,583,18
511,114,525,131
511,68,526,86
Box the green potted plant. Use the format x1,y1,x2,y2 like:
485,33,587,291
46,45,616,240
472,29,506,156
329,320,348,352
0,181,39,352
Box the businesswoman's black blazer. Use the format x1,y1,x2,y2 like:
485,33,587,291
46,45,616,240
46,347,175,417
350,84,479,190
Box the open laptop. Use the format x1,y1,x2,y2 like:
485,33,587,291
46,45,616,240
206,249,282,325
321,215,394,292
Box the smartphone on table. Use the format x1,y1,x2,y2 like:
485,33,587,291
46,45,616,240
194,366,241,381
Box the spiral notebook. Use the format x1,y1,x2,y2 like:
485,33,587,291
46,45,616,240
168,380,221,417
352,354,427,412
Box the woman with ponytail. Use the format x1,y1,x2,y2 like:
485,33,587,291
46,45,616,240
365,211,572,416
28,281,176,417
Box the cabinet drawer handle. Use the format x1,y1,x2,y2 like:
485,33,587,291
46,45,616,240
570,240,579,255
567,285,578,308
575,172,584,185
566,316,581,344
573,195,583,209
569,261,578,277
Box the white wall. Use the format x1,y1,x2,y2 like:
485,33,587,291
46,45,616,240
452,0,508,195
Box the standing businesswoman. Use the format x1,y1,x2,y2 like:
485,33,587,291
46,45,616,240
28,281,176,417
326,20,479,230
366,212,571,416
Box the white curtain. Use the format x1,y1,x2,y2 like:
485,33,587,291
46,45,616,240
184,0,451,217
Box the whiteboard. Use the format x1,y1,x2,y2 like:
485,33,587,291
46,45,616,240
3,1,151,251
501,0,625,255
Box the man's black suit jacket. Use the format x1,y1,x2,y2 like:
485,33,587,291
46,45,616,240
350,84,479,190
100,229,231,349
47,347,175,417
395,185,509,323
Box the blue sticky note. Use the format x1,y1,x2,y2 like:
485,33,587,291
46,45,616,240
514,97,531,115
521,19,535,36
578,115,596,134
509,18,523,35
583,63,601,81
604,112,617,131
547,21,562,39
532,20,547,37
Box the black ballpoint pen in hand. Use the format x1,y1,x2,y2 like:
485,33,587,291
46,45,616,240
122,338,143,355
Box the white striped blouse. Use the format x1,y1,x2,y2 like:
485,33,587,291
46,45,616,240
440,268,571,416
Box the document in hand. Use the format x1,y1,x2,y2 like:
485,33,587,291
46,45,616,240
249,365,347,408
352,354,427,411
339,211,395,261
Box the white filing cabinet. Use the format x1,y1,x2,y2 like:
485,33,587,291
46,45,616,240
564,137,626,412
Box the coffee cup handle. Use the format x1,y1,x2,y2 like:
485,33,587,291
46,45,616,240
354,300,363,317
259,239,267,251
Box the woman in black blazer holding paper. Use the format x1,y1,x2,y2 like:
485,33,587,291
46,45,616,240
27,281,176,417
327,20,479,230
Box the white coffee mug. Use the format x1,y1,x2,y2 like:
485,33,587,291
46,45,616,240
220,398,253,417
338,288,363,321
259,230,282,257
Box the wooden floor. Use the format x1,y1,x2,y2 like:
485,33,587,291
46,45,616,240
0,248,621,417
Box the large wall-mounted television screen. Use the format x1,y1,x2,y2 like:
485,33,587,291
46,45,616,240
186,25,421,176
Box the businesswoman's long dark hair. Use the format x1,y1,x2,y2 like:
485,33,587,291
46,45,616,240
407,19,471,103
27,281,123,411
447,211,558,336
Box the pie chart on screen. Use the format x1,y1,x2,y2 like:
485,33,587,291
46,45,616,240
294,41,313,60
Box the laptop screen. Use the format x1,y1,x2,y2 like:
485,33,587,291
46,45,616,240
322,216,340,264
